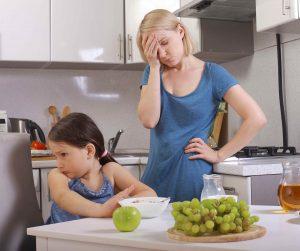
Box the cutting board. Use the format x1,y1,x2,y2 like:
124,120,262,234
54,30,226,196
167,225,266,243
31,156,56,161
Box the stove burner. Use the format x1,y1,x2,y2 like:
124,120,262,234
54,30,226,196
234,146,297,158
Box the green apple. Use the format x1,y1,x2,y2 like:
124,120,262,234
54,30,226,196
113,206,141,232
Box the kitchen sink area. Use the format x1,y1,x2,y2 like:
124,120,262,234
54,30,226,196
111,148,149,158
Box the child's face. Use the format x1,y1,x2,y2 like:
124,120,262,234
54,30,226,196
49,141,91,179
146,28,185,67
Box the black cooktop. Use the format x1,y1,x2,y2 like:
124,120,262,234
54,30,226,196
234,146,297,158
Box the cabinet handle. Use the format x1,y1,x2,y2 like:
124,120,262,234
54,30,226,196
127,34,133,61
118,34,123,61
282,0,290,15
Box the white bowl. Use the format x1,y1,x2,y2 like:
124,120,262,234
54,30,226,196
118,197,170,218
202,195,238,202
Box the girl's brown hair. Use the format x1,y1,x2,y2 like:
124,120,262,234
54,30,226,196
48,112,116,166
137,9,194,62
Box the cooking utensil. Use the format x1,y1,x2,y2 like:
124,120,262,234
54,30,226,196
48,105,59,126
61,105,71,118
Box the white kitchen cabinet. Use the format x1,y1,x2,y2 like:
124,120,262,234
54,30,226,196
180,0,201,55
32,169,41,209
41,168,53,222
0,0,50,61
256,0,300,32
51,0,124,63
124,0,180,64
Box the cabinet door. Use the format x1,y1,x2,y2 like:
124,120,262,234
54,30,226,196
41,168,53,222
0,0,50,61
125,0,180,64
256,0,299,32
51,0,124,63
180,0,201,55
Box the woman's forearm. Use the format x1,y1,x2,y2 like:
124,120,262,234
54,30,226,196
132,188,157,197
138,65,161,128
217,115,267,161
55,190,106,217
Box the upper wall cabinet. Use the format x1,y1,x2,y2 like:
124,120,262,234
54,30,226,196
51,0,124,63
124,0,180,64
256,0,300,33
0,0,50,61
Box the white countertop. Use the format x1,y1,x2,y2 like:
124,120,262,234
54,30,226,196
213,155,300,176
27,205,300,251
32,156,148,169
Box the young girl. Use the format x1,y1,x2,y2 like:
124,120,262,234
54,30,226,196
46,112,156,224
137,9,267,202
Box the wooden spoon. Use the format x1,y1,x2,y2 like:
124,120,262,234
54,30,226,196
61,105,71,118
48,105,58,126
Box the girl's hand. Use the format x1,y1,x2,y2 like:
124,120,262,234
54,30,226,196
184,138,221,164
102,184,135,217
142,33,161,68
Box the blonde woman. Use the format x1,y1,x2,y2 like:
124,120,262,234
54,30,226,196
137,9,267,202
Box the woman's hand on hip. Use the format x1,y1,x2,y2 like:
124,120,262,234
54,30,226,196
142,33,161,68
101,184,135,217
185,138,221,164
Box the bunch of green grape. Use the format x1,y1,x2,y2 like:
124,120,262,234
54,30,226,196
171,197,259,236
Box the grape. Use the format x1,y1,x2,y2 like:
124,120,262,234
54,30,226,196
241,210,250,218
209,208,218,217
183,207,193,216
217,204,226,214
172,210,179,218
219,223,230,234
191,224,200,234
235,225,243,233
182,201,191,208
225,203,232,213
193,213,201,223
228,213,236,221
234,217,242,226
172,202,182,211
190,198,201,209
176,214,188,223
230,222,237,231
184,221,193,232
202,208,210,216
171,197,260,237
199,224,207,234
251,215,260,223
223,214,231,223
230,207,238,215
215,216,223,224
205,220,215,229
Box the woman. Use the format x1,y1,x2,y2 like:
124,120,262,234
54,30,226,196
136,9,267,202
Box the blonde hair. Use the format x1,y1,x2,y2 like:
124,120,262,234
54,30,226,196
137,9,194,62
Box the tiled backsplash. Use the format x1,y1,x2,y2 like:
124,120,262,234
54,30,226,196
0,68,149,150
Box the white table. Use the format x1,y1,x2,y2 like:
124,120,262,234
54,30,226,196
27,206,300,251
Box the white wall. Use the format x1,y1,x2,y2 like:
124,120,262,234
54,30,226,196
222,29,300,150
0,68,149,150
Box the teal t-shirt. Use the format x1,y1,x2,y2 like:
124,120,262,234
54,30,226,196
140,62,238,202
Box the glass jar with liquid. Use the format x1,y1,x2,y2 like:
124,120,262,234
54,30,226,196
278,161,300,211
201,174,225,200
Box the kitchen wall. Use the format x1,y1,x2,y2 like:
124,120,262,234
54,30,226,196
222,30,300,150
0,68,149,150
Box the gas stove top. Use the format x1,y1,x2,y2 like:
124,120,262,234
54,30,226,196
234,146,297,158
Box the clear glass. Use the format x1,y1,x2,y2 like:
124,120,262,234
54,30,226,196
278,161,300,211
201,174,225,201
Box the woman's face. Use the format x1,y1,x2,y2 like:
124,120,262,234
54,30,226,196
49,141,91,179
147,27,185,67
